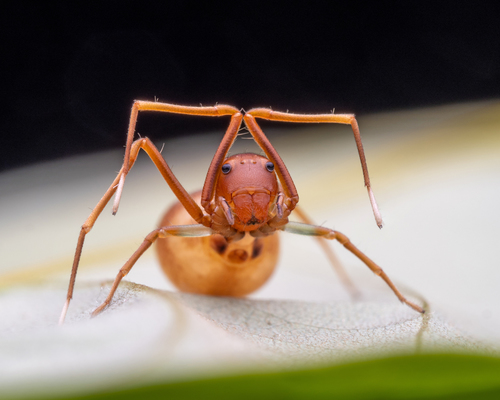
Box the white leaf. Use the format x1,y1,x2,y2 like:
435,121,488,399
1,100,499,397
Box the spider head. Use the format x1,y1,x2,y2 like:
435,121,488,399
216,153,278,231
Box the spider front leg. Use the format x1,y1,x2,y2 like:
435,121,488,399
59,137,209,324
114,101,240,215
282,221,425,313
92,224,213,317
246,108,383,228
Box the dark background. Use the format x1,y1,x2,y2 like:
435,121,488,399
2,2,499,171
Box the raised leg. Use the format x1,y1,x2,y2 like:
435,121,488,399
92,224,213,317
246,108,383,228
115,101,240,215
292,206,360,299
60,137,210,324
282,221,424,313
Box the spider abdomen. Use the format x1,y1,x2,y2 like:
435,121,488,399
156,191,279,296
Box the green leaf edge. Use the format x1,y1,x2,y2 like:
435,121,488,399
29,353,500,400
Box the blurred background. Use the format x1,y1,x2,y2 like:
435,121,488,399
1,1,500,171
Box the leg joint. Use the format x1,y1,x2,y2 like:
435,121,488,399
333,231,349,245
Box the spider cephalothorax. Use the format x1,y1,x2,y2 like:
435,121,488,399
215,153,279,232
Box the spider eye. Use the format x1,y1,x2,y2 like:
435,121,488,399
221,163,232,174
266,161,275,172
